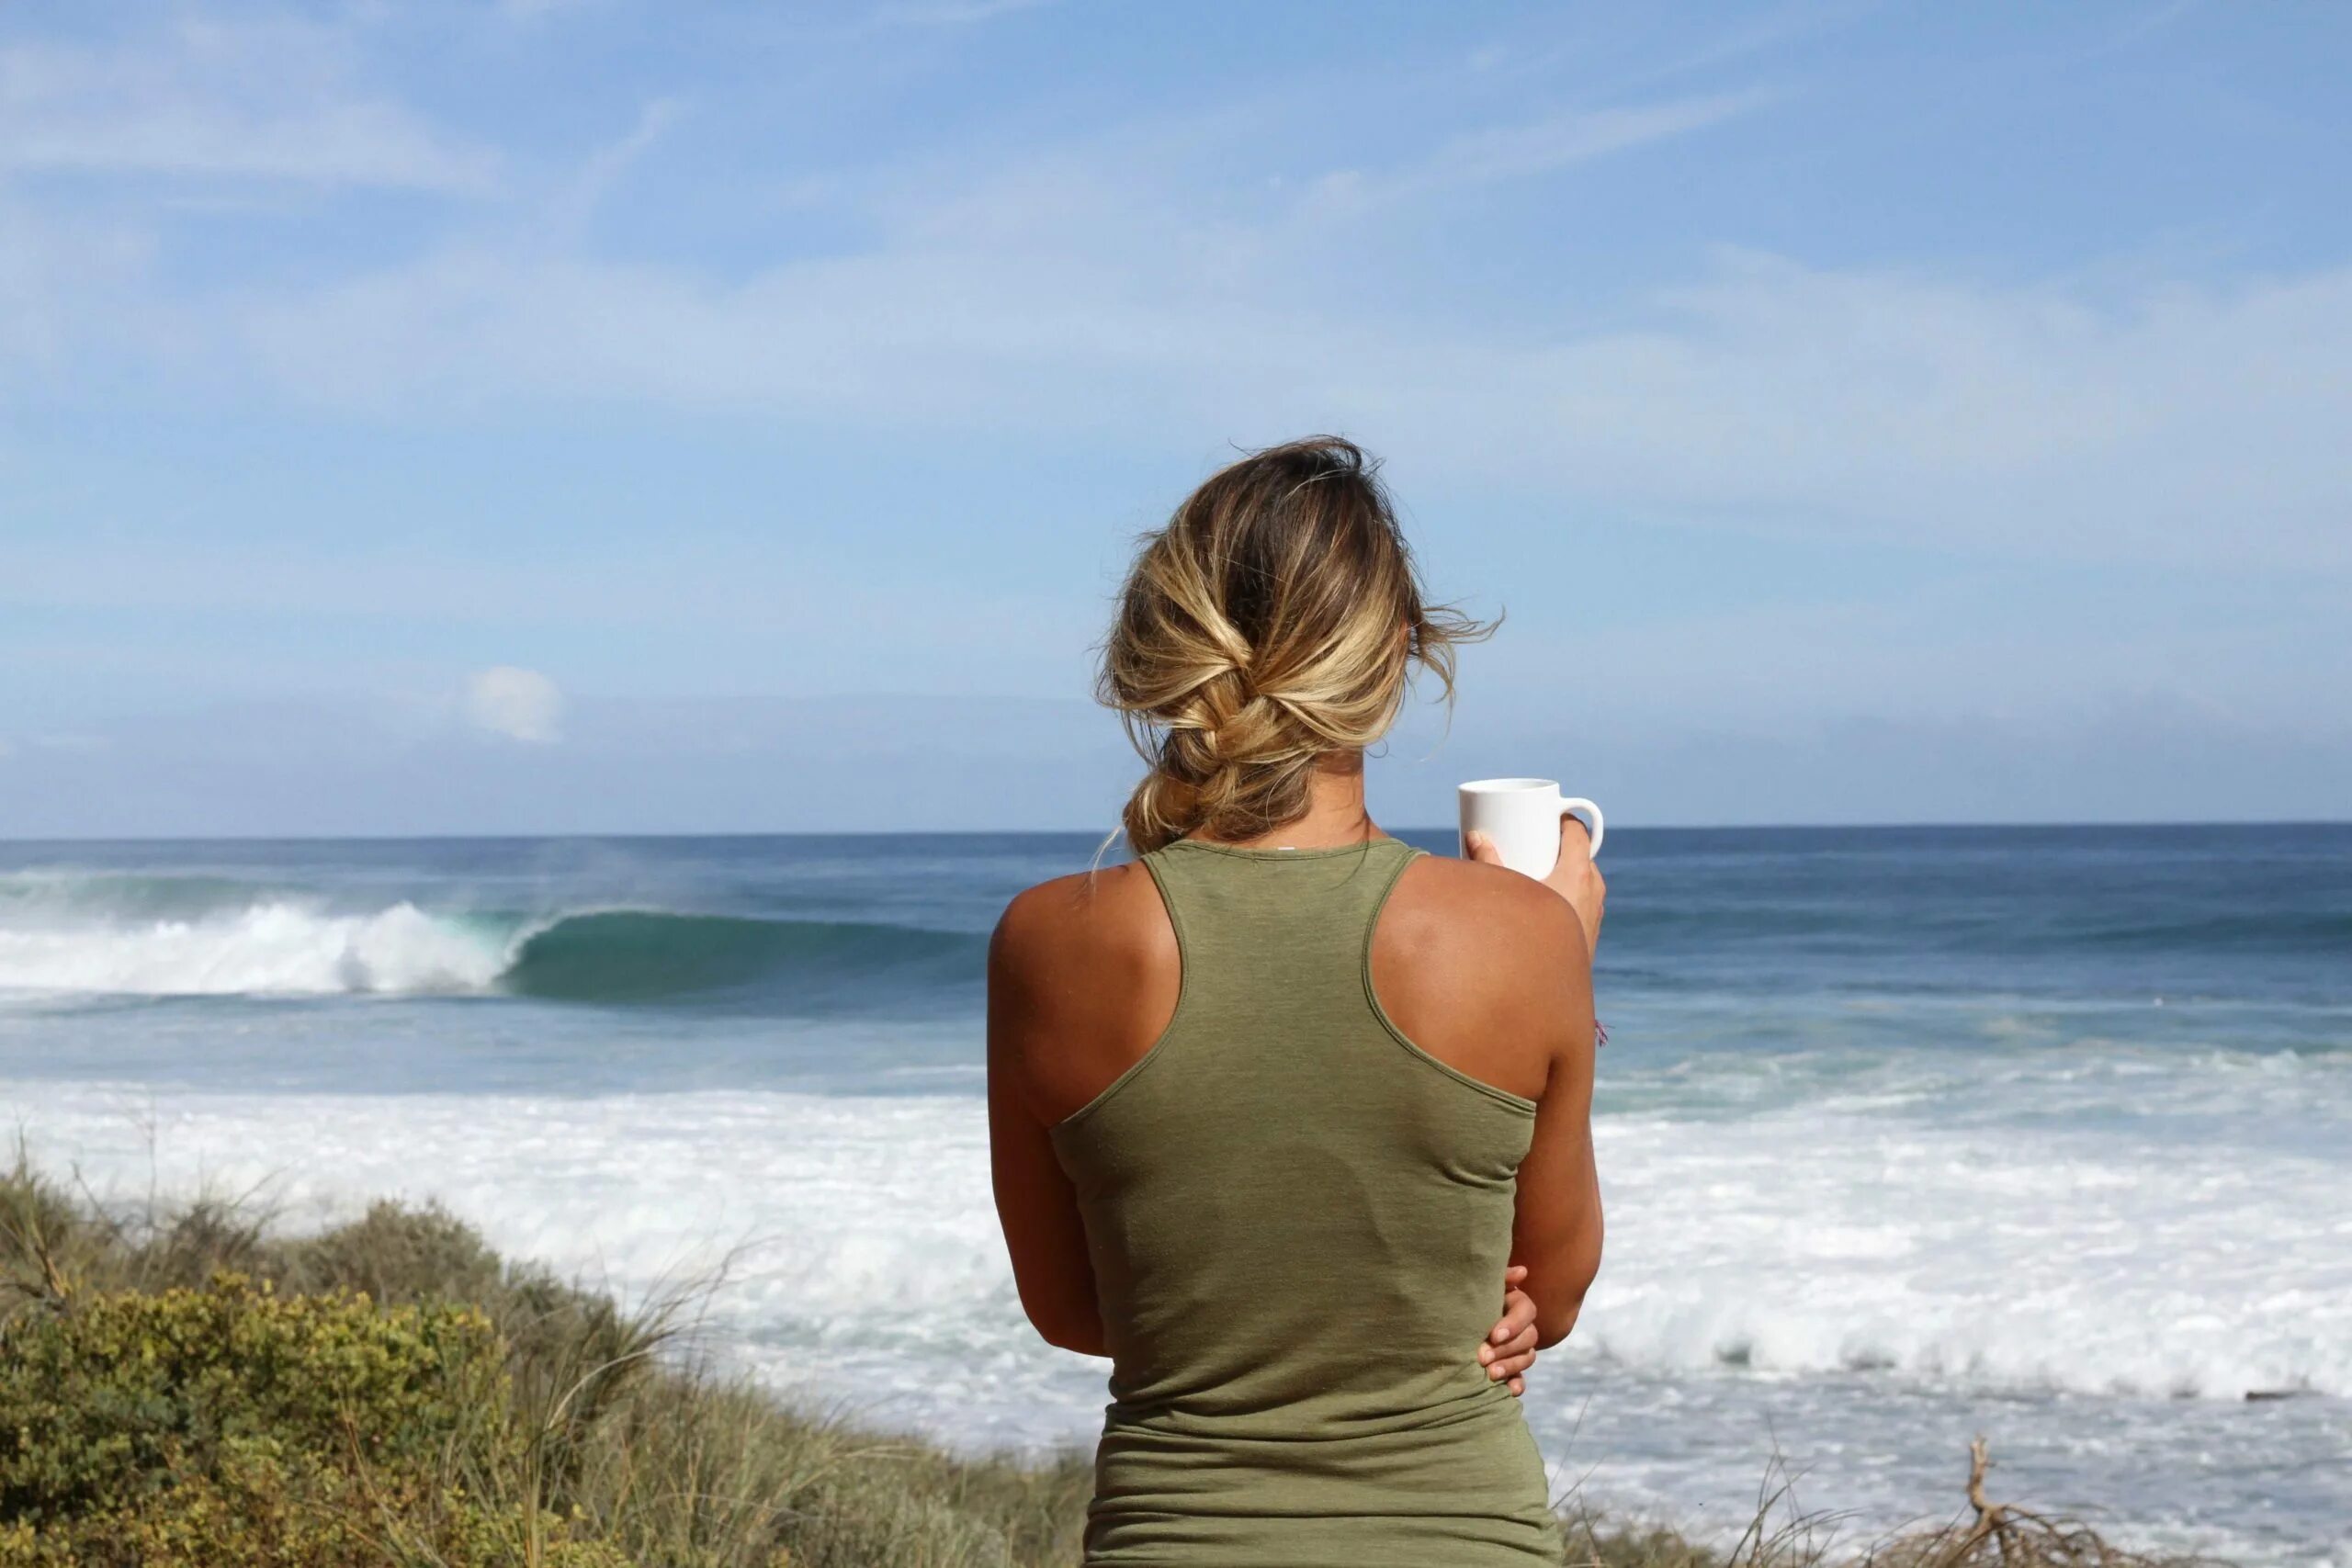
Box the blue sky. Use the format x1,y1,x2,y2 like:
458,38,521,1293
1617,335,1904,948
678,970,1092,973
2,1,2346,835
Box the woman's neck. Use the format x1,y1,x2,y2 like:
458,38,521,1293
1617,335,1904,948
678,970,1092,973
1190,753,1385,851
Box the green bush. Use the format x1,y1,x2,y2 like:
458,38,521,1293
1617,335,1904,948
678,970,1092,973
0,1272,620,1567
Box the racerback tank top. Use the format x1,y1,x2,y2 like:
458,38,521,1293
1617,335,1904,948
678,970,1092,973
1048,834,1566,1566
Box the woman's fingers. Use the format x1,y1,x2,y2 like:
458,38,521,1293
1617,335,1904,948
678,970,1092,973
1557,812,1593,858
1464,829,1504,865
1481,1316,1540,1381
1489,1343,1537,1382
1543,828,1606,954
1481,1268,1542,1383
1490,1327,1538,1393
1489,1285,1539,1345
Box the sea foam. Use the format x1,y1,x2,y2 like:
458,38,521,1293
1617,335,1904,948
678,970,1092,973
0,901,511,997
8,1080,2345,1414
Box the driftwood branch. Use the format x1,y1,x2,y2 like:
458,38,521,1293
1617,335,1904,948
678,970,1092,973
1905,1436,2207,1568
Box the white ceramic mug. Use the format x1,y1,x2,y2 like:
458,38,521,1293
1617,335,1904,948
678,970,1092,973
1458,778,1604,879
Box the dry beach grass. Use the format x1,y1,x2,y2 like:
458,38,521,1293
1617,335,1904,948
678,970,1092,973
0,1150,2221,1568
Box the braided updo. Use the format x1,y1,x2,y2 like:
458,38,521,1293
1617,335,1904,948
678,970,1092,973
1098,436,1493,853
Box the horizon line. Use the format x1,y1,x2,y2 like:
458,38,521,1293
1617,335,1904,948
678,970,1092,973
3,818,2346,848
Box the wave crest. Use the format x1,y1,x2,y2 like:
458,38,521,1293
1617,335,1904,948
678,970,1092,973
0,887,980,1003
503,910,978,1004
0,900,508,998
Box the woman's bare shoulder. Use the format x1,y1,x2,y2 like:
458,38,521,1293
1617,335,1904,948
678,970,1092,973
992,863,1170,972
989,863,1180,1108
1384,852,1586,969
1371,852,1589,1100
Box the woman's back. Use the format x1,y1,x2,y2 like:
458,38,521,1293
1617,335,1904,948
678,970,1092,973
988,436,1602,1566
1046,835,1565,1564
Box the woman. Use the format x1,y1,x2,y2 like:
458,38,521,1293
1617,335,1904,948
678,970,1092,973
989,436,1604,1565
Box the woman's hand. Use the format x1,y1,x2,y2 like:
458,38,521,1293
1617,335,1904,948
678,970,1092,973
1464,815,1605,958
1478,1263,1541,1395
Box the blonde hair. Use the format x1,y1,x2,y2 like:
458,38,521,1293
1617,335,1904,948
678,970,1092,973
1097,436,1494,854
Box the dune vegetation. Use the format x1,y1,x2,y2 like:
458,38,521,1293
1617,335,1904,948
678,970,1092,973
0,1151,2217,1568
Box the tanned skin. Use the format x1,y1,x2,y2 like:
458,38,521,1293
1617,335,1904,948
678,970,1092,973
989,750,1605,1388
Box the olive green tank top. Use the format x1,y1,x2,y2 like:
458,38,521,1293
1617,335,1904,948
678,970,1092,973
1049,835,1565,1566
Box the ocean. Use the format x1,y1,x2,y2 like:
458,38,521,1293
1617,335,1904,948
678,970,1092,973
1,826,2346,1563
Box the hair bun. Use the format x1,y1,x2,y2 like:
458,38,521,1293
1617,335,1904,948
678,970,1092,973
1097,437,1492,852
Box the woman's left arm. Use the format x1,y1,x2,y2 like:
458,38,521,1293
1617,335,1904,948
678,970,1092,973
987,890,1108,1358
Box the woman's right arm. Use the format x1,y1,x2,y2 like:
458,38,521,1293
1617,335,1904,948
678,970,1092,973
987,884,1110,1358
1468,818,1606,1349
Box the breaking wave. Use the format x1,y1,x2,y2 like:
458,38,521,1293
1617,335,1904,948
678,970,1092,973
0,874,979,1003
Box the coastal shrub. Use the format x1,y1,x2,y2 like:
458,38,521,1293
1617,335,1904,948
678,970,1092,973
0,1273,506,1514
0,1270,622,1567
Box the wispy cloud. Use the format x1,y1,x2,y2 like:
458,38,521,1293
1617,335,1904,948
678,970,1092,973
1623,0,1871,90
874,0,1062,26
1310,89,1780,211
0,20,497,192
5,4,2347,586
498,0,602,19
552,97,687,234
156,219,2348,571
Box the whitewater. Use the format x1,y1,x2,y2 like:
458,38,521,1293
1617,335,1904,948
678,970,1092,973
1,829,2346,1563
0,897,512,996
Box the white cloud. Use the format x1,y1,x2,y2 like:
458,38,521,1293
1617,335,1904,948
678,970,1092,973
2,9,2346,579
463,667,565,744
550,97,685,235
874,0,1061,26
1308,90,1779,212
199,237,2352,571
0,20,496,191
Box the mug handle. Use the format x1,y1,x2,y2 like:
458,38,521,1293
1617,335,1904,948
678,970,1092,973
1559,797,1604,859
